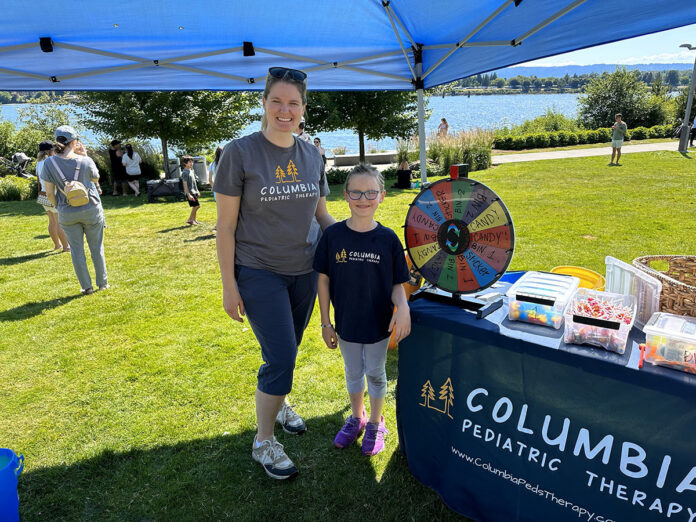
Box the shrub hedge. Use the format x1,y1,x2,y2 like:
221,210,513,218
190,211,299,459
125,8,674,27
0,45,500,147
0,176,37,201
493,124,674,150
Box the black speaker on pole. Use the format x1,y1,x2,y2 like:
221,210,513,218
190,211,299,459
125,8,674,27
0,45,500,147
39,37,53,53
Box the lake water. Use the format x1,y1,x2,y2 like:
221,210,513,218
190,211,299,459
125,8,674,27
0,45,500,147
0,93,578,155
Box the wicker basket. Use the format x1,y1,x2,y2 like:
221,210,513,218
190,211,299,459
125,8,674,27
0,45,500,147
632,255,696,317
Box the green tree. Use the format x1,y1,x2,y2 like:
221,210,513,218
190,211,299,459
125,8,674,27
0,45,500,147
16,104,75,138
305,91,422,163
673,88,696,126
493,78,506,88
75,91,258,174
665,70,680,89
651,73,669,98
578,67,668,129
508,78,521,89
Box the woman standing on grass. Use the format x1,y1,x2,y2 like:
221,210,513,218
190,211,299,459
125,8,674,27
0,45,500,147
214,67,334,480
121,143,142,196
42,125,108,295
36,140,69,252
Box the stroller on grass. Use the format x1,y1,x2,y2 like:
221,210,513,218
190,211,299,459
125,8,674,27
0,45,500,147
0,153,33,179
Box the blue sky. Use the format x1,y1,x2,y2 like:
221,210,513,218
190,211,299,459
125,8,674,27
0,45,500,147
520,23,696,66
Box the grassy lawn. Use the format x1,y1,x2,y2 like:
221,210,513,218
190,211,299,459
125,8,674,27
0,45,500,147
1,151,694,521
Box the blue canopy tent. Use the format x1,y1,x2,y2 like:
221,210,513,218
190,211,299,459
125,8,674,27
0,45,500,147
2,0,695,177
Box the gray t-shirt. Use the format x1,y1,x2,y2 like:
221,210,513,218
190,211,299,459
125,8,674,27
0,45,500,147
181,168,199,195
40,155,102,214
214,131,330,275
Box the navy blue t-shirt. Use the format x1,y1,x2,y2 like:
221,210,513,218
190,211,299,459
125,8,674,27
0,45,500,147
313,221,410,344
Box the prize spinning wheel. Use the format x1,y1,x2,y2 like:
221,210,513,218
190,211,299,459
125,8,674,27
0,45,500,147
404,178,515,294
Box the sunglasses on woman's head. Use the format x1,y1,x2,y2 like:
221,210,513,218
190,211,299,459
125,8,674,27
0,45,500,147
268,67,307,83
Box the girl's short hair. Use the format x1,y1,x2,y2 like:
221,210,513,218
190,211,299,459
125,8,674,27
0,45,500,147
214,146,223,164
261,68,308,131
344,163,384,192
181,155,193,165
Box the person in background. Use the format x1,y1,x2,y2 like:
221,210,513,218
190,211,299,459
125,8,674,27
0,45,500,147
609,113,627,166
296,117,312,143
108,140,130,196
208,146,224,201
121,143,142,196
437,118,449,137
181,155,200,225
690,120,695,147
313,137,327,166
314,163,410,456
36,140,69,252
41,125,108,295
214,66,334,480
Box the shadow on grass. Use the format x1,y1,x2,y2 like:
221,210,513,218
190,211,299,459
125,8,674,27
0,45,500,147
18,412,462,521
184,234,215,242
0,294,82,322
0,201,46,217
679,151,692,159
34,234,50,240
0,250,56,266
158,225,192,234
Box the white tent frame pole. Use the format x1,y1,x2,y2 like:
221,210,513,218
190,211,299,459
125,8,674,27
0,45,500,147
423,0,514,80
0,37,415,85
0,42,36,54
511,0,589,46
382,3,417,80
159,64,249,83
417,86,426,184
381,0,426,181
0,67,45,81
384,4,417,50
424,41,518,50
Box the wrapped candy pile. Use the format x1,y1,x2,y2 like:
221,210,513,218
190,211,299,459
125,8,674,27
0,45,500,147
564,289,637,354
571,296,634,326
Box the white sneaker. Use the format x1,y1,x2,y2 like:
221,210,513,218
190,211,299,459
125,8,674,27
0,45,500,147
251,436,298,480
275,401,307,435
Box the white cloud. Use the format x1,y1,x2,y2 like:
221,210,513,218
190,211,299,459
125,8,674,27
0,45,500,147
517,50,695,68
513,60,581,67
615,51,695,64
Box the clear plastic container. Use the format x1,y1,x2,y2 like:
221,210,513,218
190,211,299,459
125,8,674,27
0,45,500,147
564,288,637,354
506,272,580,329
604,256,662,330
643,312,696,374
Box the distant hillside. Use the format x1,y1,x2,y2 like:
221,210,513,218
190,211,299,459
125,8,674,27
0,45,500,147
494,63,693,79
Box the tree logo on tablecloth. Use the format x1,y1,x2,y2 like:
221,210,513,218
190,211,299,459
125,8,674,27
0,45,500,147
419,380,435,408
419,377,453,419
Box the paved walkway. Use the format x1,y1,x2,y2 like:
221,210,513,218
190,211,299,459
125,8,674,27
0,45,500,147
491,141,681,165
325,141,687,170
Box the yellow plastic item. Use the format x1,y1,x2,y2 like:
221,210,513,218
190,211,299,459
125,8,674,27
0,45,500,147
551,266,605,291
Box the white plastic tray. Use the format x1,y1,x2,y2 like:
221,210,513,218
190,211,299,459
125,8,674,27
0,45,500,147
604,256,662,330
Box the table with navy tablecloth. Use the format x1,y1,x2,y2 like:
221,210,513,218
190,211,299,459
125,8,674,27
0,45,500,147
396,290,696,522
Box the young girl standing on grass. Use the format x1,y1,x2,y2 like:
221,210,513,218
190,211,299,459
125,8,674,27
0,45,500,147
314,164,411,456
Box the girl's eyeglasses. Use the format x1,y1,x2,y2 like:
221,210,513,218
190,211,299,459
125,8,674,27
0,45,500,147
347,190,380,200
268,67,307,83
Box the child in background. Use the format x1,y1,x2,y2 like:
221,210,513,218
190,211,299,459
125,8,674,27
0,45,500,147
313,163,411,456
181,155,200,225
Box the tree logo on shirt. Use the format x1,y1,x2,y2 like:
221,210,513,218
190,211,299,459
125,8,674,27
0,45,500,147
275,160,302,184
335,249,347,263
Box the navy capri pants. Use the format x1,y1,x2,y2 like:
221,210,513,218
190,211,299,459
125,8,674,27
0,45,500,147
235,265,318,396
